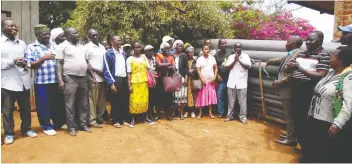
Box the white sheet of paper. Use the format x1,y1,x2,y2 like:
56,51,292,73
296,57,319,72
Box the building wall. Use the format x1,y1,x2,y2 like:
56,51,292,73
1,1,39,44
334,0,352,40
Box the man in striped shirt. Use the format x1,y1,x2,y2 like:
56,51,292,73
286,31,331,162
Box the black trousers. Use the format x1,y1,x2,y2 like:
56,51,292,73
291,79,317,157
1,88,32,135
305,117,332,162
109,76,130,124
148,87,157,117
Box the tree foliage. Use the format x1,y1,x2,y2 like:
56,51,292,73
39,1,76,29
64,1,233,46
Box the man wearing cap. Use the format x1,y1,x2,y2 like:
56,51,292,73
25,24,66,136
56,27,95,136
1,19,38,144
338,24,352,47
122,43,133,58
51,27,65,46
84,29,107,128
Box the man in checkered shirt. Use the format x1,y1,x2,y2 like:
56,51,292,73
25,24,66,136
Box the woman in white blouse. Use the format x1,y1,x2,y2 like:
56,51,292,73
305,46,352,162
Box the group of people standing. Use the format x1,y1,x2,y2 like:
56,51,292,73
267,25,352,162
1,19,252,145
2,17,352,163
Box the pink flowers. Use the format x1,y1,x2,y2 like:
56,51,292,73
248,10,315,40
231,6,315,40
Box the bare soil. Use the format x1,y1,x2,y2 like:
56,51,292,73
2,111,299,163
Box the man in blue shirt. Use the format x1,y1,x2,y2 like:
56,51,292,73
25,24,66,136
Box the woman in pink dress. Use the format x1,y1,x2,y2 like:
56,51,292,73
195,45,218,119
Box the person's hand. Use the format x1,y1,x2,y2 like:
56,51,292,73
235,54,239,61
110,84,118,93
129,85,133,93
201,79,206,86
272,80,281,89
92,78,97,86
211,77,217,84
286,61,299,70
41,53,55,61
15,57,27,67
183,78,187,86
328,124,341,137
188,70,193,75
218,76,223,82
58,80,65,91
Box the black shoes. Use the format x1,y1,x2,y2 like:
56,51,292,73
80,126,92,133
68,128,77,136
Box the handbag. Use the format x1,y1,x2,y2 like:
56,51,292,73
191,80,202,90
147,70,156,88
332,70,352,118
143,54,156,88
163,69,182,92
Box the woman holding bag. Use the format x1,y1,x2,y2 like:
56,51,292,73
155,42,176,121
305,47,352,162
172,40,189,120
195,45,218,119
126,41,155,127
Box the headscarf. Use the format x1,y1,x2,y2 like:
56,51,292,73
186,46,194,53
51,27,64,42
160,42,170,50
172,40,184,50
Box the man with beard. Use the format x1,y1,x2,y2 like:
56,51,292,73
25,24,66,136
1,19,38,144
56,27,95,136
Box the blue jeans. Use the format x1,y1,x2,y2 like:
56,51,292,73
217,82,227,115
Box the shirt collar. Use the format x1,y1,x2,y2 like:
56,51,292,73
33,40,52,47
88,41,102,48
1,35,19,43
113,47,123,55
306,47,324,55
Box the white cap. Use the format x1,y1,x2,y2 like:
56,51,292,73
162,36,174,43
144,45,154,51
51,28,64,41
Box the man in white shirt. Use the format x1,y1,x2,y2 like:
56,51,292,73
1,19,38,144
56,27,95,136
84,29,106,128
223,42,251,124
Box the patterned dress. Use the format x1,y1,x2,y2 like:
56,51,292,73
127,56,149,114
187,59,195,107
173,54,187,104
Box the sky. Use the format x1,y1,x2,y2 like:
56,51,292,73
285,3,335,42
263,0,335,42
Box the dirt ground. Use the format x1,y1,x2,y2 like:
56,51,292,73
1,111,299,163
